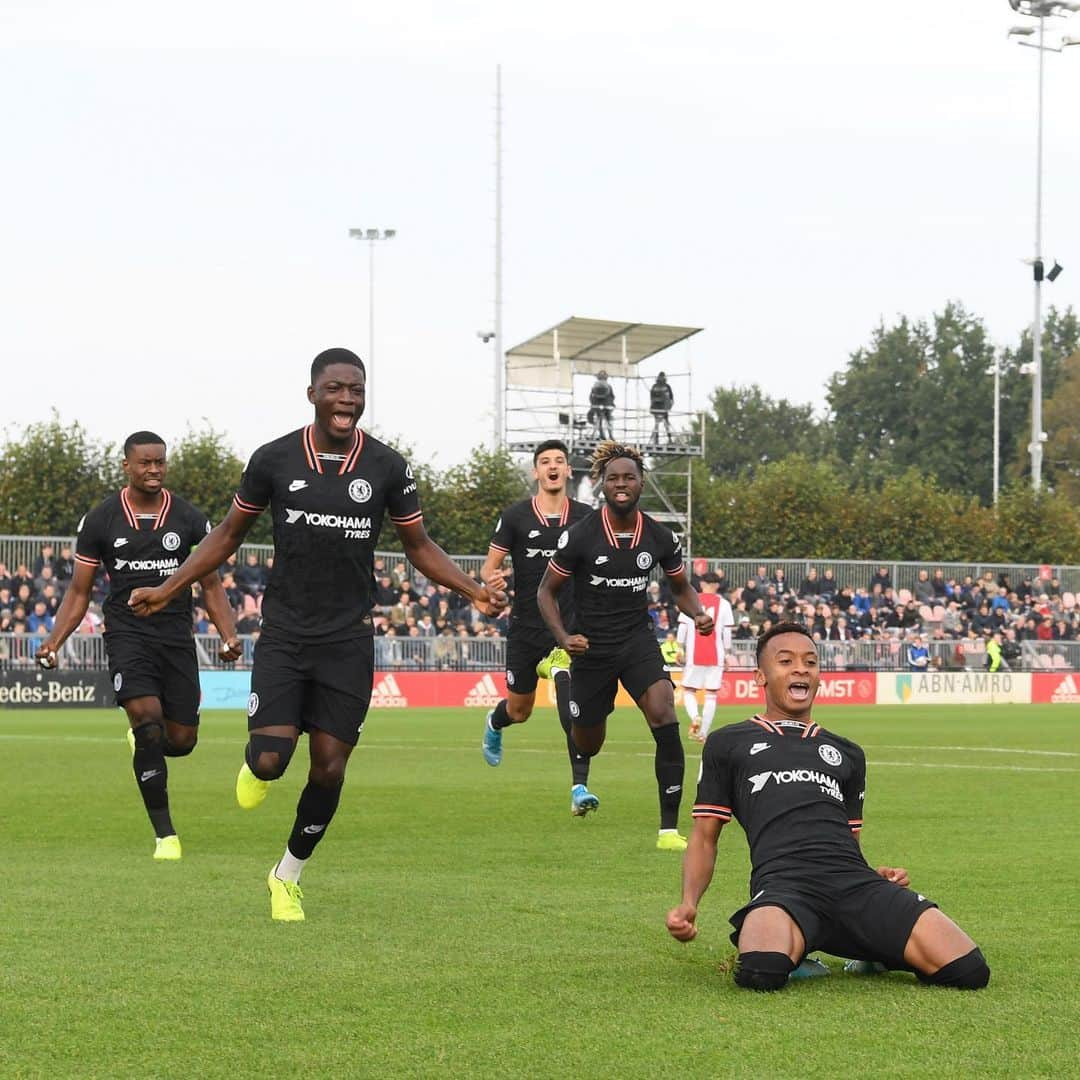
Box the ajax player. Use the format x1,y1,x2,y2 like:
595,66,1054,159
677,571,733,741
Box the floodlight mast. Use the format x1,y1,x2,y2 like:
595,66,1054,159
347,227,396,429
1007,0,1078,491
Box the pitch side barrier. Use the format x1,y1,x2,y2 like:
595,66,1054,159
4,534,1078,596
2,634,1078,709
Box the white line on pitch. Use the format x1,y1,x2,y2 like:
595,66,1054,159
864,744,1078,758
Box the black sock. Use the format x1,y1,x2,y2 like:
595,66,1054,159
490,699,512,730
554,672,590,785
132,723,174,838
651,722,685,831
286,780,344,860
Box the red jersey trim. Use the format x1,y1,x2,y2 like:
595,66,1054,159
665,561,685,577
75,554,99,567
751,716,782,736
531,496,570,527
233,494,266,515
600,505,642,548
340,430,363,474
120,487,170,531
692,804,732,820
548,560,572,577
302,425,322,474
488,542,511,554
389,510,423,527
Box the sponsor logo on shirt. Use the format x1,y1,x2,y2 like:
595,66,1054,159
284,508,372,539
114,557,181,575
528,530,541,538
748,768,843,801
113,537,129,548
525,548,556,559
589,574,649,591
348,478,373,503
288,480,308,492
818,744,843,767
162,531,180,551
594,555,608,565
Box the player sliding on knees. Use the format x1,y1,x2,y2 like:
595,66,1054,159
479,439,599,815
129,348,506,922
536,442,714,851
36,431,242,862
666,622,990,991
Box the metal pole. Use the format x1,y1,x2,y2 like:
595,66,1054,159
993,356,1001,506
368,238,376,430
1030,13,1046,492
493,64,504,450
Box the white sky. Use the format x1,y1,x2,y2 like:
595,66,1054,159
2,1,1078,469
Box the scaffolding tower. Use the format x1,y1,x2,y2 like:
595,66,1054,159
504,317,704,551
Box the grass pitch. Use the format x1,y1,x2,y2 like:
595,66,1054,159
1,704,1077,1078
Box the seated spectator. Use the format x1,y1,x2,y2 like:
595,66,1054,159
221,572,243,611
942,601,964,636
931,569,948,599
235,553,268,596
899,600,921,630
907,634,929,672
797,568,821,600
971,602,995,635
913,569,935,606
771,567,788,595
1036,617,1054,642
55,545,75,585
26,600,54,635
818,569,838,605
374,574,397,609
32,544,57,578
869,566,892,592
434,626,458,670
733,615,754,641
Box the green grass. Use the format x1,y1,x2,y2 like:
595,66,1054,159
1,704,1078,1078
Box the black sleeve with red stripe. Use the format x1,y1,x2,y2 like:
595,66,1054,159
692,729,734,823
233,446,272,516
843,738,867,835
74,504,106,569
659,521,685,578
385,452,422,528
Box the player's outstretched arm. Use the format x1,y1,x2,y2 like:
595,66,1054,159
35,560,96,667
396,520,506,616
669,570,714,635
129,506,256,617
480,546,508,592
666,817,723,942
198,571,242,662
536,566,588,655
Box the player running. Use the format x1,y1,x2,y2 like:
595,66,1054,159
678,571,733,741
479,440,598,814
129,348,505,921
666,622,990,991
537,442,714,851
36,431,241,861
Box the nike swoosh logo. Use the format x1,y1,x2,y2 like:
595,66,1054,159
288,481,308,492
140,770,161,782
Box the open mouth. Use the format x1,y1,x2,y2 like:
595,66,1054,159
788,681,811,702
330,410,356,433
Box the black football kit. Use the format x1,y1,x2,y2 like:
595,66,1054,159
488,495,591,695
548,505,684,724
76,488,211,720
232,425,421,745
693,715,937,965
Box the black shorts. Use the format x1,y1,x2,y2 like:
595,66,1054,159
106,631,201,726
247,632,374,747
728,865,939,967
568,631,670,728
504,625,557,697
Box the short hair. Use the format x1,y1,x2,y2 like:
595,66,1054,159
311,347,366,384
533,439,569,465
591,441,645,481
123,431,166,456
702,571,721,584
756,621,816,666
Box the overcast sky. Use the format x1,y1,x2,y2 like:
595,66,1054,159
2,1,1078,469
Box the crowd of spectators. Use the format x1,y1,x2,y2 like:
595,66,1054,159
3,544,1079,673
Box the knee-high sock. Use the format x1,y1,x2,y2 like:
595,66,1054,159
700,692,718,737
651,722,684,831
683,691,699,723
286,780,344,863
133,723,174,838
554,671,589,786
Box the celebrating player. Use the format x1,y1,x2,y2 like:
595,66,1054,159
36,432,242,861
129,348,505,921
537,442,714,851
678,571,733,741
666,622,990,991
479,440,599,813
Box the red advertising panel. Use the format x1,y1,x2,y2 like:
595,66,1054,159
1031,672,1080,704
712,672,875,707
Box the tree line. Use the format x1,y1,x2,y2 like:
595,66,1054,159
2,303,1078,561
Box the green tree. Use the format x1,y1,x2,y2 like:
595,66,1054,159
700,385,823,479
0,413,120,534
166,424,251,532
1042,349,1080,500
825,303,1005,501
